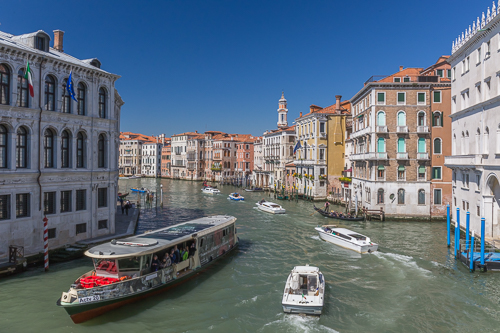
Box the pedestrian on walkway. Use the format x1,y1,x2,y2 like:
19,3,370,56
120,198,124,215
125,200,130,215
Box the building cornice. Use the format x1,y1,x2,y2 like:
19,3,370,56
449,94,500,119
350,82,449,103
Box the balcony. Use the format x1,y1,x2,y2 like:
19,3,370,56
397,152,409,159
396,126,408,133
350,126,371,139
373,152,388,160
417,152,429,160
174,152,181,155
417,126,429,133
187,154,196,161
376,126,388,133
349,153,365,161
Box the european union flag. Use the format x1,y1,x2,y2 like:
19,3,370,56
67,71,77,102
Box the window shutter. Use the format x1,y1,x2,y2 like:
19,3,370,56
432,114,435,127
440,112,443,126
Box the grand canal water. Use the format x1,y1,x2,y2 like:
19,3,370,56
1,178,500,332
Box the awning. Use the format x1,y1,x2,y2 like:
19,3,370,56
378,165,385,170
398,165,405,171
355,114,364,119
345,168,352,172
418,166,425,173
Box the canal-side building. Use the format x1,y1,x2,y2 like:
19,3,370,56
235,135,256,181
294,96,350,200
445,4,500,238
186,133,205,180
141,136,164,178
0,29,123,259
160,142,171,178
170,131,199,179
350,58,451,219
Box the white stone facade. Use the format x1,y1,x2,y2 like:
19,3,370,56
141,142,162,177
0,30,123,259
446,3,500,238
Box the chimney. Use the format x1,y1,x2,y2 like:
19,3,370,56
53,30,64,52
335,95,342,113
195,130,198,133
300,112,302,117
399,66,403,71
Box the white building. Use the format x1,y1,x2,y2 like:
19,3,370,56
0,29,123,259
141,140,163,177
171,132,199,179
445,3,500,239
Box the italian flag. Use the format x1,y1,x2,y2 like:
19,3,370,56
24,61,34,98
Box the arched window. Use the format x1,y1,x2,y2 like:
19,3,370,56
98,134,106,168
418,189,425,205
44,129,54,168
417,111,425,126
377,137,385,152
77,132,85,168
61,130,70,168
397,137,405,152
99,88,106,118
397,188,405,204
62,78,71,113
44,75,56,111
77,82,86,115
17,69,29,107
377,111,385,126
484,127,489,154
453,133,456,155
433,138,442,154
476,128,481,153
432,111,443,127
397,111,406,126
418,138,425,153
0,125,7,168
377,188,384,204
16,127,27,168
0,64,10,105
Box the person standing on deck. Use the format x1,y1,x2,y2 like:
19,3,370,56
324,201,330,212
120,197,124,214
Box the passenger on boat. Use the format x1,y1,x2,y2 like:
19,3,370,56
151,255,160,271
188,242,197,257
170,249,177,264
174,246,181,263
182,247,189,261
160,257,170,269
259,198,265,204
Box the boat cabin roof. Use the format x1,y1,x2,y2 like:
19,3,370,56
293,265,320,274
85,215,236,259
263,202,281,208
331,227,366,237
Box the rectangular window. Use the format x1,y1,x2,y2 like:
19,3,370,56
98,220,108,230
16,193,30,218
393,77,401,82
418,190,425,205
320,122,325,133
477,47,481,63
76,223,87,235
465,174,469,188
433,91,441,103
452,67,456,80
76,189,86,211
476,175,481,191
398,169,405,181
0,194,10,220
48,228,56,239
377,92,385,105
397,92,405,105
434,189,442,205
43,191,56,215
432,167,442,180
447,69,452,78
377,169,384,180
477,205,480,216
417,92,425,105
466,56,470,71
403,77,410,82
98,188,108,208
60,190,72,213
436,69,443,77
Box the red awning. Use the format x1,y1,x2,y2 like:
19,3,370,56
344,168,352,172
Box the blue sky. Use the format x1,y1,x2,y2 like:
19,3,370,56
1,0,482,136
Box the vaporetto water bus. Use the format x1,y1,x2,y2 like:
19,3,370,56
57,215,238,323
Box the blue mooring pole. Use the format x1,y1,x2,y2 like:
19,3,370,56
470,230,475,272
481,217,485,267
466,211,470,251
455,208,460,258
447,204,451,247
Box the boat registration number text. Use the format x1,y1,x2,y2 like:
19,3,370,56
79,295,100,304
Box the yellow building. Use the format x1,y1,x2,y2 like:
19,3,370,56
294,96,351,200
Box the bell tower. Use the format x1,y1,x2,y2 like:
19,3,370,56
277,92,288,128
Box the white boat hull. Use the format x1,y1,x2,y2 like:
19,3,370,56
255,203,285,214
282,266,325,316
201,188,220,194
316,229,378,254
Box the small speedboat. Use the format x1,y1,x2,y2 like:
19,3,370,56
119,176,129,179
228,193,244,201
255,201,285,214
315,225,378,254
129,175,141,179
202,187,220,194
131,187,147,193
282,265,325,315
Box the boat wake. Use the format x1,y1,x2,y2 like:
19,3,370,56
374,252,432,276
261,314,339,333
235,295,259,307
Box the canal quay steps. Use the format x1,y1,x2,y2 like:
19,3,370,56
0,203,140,279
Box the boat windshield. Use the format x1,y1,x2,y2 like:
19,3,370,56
269,204,281,208
93,258,117,275
307,275,318,292
349,234,366,241
118,256,141,272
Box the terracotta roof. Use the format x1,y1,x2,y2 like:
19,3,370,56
297,100,351,119
376,68,423,83
119,132,157,143
171,132,201,137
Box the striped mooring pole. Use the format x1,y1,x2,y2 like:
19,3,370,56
43,216,49,271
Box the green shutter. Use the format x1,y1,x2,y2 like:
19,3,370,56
434,91,441,103
397,138,405,152
418,138,425,153
418,166,425,173
440,112,443,126
418,93,425,103
377,138,385,153
398,165,405,171
403,77,410,82
378,165,385,170
377,93,384,103
398,93,405,103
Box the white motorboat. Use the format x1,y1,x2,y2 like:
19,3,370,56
201,186,220,194
129,175,141,179
255,201,285,214
282,265,325,315
315,225,378,254
228,193,244,201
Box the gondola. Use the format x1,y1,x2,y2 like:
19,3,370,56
313,205,364,221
